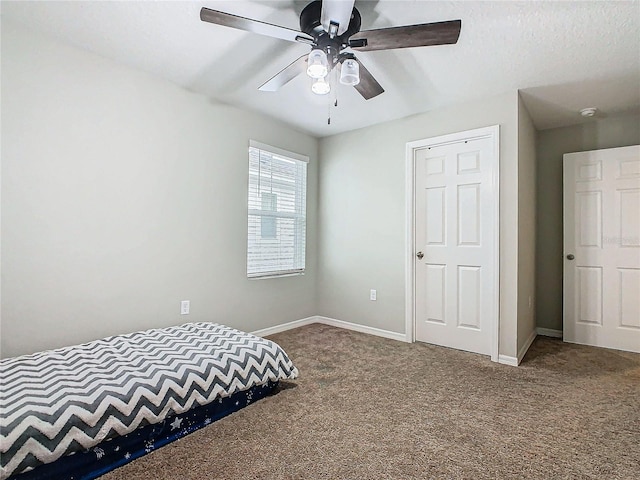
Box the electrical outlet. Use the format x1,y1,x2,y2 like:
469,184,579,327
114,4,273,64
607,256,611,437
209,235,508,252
180,300,190,315
370,289,377,301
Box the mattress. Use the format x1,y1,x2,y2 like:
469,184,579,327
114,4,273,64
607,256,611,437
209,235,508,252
0,323,298,479
12,381,279,480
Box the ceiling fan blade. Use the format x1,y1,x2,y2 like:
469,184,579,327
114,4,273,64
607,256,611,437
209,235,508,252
350,19,461,51
353,58,384,100
200,7,313,44
321,0,356,36
259,55,308,92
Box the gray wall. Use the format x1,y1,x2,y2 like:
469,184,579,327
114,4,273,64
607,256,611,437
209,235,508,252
517,94,537,353
7,17,611,360
1,21,318,358
535,113,640,332
318,91,529,358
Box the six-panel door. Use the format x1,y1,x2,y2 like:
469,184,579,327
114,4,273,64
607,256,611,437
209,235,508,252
563,145,640,353
414,135,497,356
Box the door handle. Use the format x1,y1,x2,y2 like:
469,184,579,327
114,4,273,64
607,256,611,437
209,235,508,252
566,254,575,260
416,251,424,260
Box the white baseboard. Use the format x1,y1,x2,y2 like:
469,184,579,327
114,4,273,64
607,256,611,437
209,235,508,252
256,317,545,365
498,328,537,367
251,316,317,337
536,327,562,338
251,315,408,343
518,328,538,363
315,316,409,343
497,354,519,367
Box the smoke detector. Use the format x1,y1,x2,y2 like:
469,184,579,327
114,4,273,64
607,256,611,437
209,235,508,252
580,107,598,118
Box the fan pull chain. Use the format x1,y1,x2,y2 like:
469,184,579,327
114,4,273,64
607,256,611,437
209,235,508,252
327,68,338,125
334,68,339,109
327,68,333,124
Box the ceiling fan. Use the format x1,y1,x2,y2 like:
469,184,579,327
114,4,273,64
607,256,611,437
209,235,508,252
200,0,461,100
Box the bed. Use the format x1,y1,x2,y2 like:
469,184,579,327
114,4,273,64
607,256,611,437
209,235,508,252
0,322,298,479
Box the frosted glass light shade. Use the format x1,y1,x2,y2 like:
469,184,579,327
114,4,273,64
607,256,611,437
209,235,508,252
340,58,360,86
307,49,329,79
311,77,331,95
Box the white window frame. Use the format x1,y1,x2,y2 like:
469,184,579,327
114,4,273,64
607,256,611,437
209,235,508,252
247,140,308,279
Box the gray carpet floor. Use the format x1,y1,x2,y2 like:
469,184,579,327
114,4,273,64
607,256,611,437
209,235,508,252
103,324,640,479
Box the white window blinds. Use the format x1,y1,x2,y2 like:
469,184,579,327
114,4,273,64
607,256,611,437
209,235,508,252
247,141,308,278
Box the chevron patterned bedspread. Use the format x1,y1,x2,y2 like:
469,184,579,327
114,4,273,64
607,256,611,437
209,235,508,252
0,322,298,479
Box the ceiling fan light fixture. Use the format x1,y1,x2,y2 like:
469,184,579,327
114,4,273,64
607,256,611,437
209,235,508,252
311,77,331,95
340,58,360,86
201,3,462,103
307,49,329,79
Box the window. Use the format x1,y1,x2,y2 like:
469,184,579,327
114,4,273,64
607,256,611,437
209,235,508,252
247,141,308,278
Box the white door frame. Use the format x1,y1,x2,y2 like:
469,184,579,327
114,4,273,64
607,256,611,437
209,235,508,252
405,125,500,362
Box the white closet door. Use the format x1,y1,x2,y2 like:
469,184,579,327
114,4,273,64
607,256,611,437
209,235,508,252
563,145,640,353
414,133,497,356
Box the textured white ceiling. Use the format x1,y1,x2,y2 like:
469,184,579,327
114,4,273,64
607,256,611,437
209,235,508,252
2,0,639,137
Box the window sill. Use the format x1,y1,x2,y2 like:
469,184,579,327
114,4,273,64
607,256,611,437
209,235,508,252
248,272,305,280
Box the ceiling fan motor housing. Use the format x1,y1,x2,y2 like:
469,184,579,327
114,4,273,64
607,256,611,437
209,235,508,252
300,0,361,50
